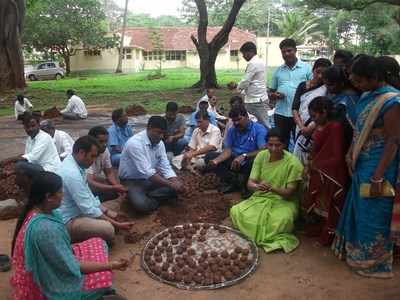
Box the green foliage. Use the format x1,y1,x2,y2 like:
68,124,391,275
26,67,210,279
126,13,185,27
149,29,164,75
23,0,117,72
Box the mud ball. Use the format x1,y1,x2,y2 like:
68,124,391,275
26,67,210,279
238,262,247,269
200,230,207,236
232,266,241,276
234,247,242,254
194,275,203,284
201,252,208,259
167,272,175,281
198,257,205,264
224,259,231,266
210,264,219,272
177,232,184,239
155,256,163,263
213,225,220,230
166,246,173,253
184,239,192,246
201,262,209,270
220,250,229,258
177,261,185,268
210,251,218,257
202,224,210,229
193,224,200,230
153,266,162,275
173,227,180,233
188,260,197,268
176,247,184,255
167,256,174,263
185,233,193,239
204,278,213,285
162,240,169,247
198,236,206,242
161,271,169,279
183,224,191,230
154,250,162,257
208,258,216,265
224,271,234,280
167,228,174,233
213,275,222,284
171,265,178,273
145,249,153,256
218,228,226,234
175,272,183,282
240,256,248,262
242,248,250,256
183,275,193,284
230,252,238,260
189,228,197,234
162,263,169,271
187,248,196,256
148,243,155,250
182,267,191,275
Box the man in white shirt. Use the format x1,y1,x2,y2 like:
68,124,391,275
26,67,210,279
181,110,222,170
61,89,88,120
40,120,74,160
237,41,270,128
14,94,33,120
21,113,61,173
87,126,127,202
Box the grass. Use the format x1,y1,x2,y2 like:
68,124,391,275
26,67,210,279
0,67,276,117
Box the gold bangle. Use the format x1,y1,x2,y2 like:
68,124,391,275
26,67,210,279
370,177,384,183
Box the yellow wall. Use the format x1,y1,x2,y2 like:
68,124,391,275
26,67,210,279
70,37,286,72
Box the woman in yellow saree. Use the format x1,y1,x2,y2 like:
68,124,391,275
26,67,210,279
230,128,304,253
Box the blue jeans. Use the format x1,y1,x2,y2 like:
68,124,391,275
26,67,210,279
164,137,188,156
110,153,121,168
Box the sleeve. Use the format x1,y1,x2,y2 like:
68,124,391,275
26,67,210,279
108,129,120,148
256,125,267,149
177,114,186,130
188,129,198,150
157,143,176,179
22,137,48,163
270,69,279,90
292,82,306,111
61,99,73,114
189,112,196,127
128,142,157,179
208,128,222,149
209,112,217,126
59,135,73,159
25,98,33,108
287,155,304,185
63,175,103,218
305,64,313,81
249,151,264,181
238,63,257,90
224,127,234,149
103,149,112,169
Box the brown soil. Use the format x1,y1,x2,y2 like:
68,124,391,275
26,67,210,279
125,105,147,116
0,158,24,203
42,107,61,119
227,81,238,90
156,173,229,227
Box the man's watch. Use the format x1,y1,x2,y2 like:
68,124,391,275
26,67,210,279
241,153,248,159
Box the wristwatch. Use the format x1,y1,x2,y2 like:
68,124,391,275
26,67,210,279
241,153,248,159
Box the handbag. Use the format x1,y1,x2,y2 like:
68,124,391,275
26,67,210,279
360,181,395,198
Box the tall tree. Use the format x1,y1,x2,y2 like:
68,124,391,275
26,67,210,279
24,0,116,75
115,0,129,73
190,0,246,88
0,0,25,91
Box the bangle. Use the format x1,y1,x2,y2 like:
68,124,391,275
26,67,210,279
370,177,384,183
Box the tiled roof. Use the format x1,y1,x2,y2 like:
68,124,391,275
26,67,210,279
119,26,256,51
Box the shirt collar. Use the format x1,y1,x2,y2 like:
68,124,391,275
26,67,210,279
283,59,303,70
200,124,212,135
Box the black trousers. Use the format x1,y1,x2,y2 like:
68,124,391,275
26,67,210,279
274,114,295,148
204,151,254,189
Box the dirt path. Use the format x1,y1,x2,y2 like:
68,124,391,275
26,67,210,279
0,114,399,299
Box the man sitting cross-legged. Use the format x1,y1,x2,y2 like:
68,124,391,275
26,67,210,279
58,136,134,244
40,119,74,160
181,110,222,170
119,116,185,213
205,105,267,195
87,126,128,202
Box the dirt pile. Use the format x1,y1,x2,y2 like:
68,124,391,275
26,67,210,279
227,82,238,90
0,158,24,217
43,107,61,119
156,173,230,227
126,105,147,116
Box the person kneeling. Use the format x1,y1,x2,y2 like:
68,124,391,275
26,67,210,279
58,136,134,244
119,116,185,213
230,128,304,253
11,172,129,300
180,110,222,171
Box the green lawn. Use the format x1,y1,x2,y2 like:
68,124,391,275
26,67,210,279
0,68,276,117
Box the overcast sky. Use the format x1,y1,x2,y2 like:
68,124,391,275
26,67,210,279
114,0,183,17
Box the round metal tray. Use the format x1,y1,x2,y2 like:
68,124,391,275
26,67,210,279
141,223,259,290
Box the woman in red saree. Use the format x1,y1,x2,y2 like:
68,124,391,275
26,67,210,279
304,96,348,246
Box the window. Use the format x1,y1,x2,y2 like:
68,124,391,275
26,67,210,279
165,50,186,61
230,50,239,61
84,49,101,56
123,48,132,60
37,64,47,70
143,50,164,61
47,63,56,69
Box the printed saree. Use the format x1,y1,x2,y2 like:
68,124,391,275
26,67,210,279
332,86,400,278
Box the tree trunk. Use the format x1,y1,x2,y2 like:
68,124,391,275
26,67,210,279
115,0,129,73
63,54,71,75
0,0,26,91
191,0,246,89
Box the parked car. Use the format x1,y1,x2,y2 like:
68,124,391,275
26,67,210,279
25,62,65,81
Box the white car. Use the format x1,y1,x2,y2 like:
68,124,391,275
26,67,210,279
25,62,65,81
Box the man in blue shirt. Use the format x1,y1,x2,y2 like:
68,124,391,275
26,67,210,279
119,116,185,213
108,108,133,167
205,106,267,194
270,38,312,148
58,136,134,244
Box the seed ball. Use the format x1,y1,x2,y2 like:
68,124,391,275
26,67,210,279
188,248,196,256
205,278,213,285
183,275,193,284
193,224,200,230
176,247,184,255
148,243,155,250
153,266,162,275
230,252,238,260
224,271,233,280
211,264,219,272
167,256,173,263
218,228,226,234
190,228,197,234
177,232,184,239
155,256,162,263
242,248,250,255
177,261,185,268
171,265,178,273
162,240,169,247
234,247,242,254
194,275,203,284
145,249,153,256
175,272,183,282
238,262,246,269
183,224,190,230
184,239,192,246
203,224,210,229
224,259,231,266
182,267,190,275
201,252,208,259
232,266,241,276
161,271,169,279
200,230,207,236
167,272,175,281
220,251,229,258
208,258,216,265
198,236,206,242
240,256,248,262
166,246,173,253
198,256,205,264
188,260,197,268
210,251,218,257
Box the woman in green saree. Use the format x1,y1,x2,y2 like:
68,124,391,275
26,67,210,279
230,128,304,253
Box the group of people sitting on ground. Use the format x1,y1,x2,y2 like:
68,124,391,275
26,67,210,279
4,39,400,299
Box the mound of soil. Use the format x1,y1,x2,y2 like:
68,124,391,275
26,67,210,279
43,107,61,119
177,106,194,114
0,157,24,203
227,81,238,90
126,105,147,116
156,173,230,227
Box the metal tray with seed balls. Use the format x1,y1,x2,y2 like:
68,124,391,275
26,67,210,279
141,223,259,290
